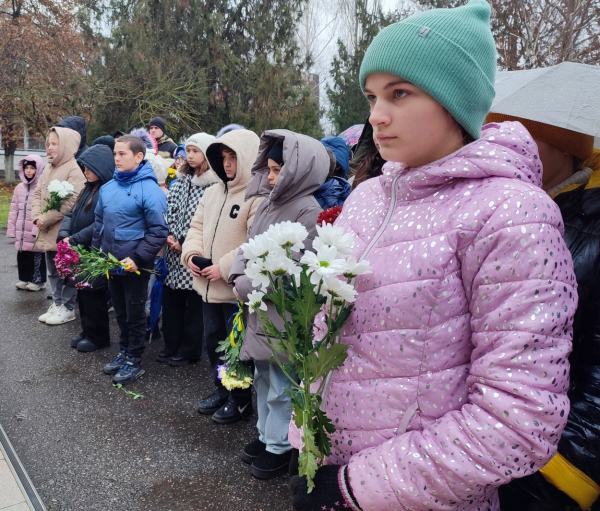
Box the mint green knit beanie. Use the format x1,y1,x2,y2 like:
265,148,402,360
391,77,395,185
359,0,496,139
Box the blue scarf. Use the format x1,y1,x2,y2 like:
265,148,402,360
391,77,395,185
113,161,144,183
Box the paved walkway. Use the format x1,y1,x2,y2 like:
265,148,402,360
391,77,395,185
0,432,37,511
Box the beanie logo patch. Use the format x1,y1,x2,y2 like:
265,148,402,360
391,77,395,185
418,26,431,37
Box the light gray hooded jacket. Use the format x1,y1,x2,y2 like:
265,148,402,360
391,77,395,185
228,129,329,361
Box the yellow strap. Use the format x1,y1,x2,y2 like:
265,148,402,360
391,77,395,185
540,452,600,510
229,302,244,347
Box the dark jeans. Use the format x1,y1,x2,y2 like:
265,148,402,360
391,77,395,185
78,288,110,347
203,301,252,402
161,286,204,361
17,251,46,283
108,275,149,358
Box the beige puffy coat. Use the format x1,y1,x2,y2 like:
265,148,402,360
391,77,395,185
31,127,86,252
181,129,263,303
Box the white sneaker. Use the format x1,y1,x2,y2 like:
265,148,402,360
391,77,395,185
26,282,46,292
38,303,59,323
15,281,28,290
46,305,76,325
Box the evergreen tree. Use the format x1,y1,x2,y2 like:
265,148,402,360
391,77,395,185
326,0,399,134
88,0,322,141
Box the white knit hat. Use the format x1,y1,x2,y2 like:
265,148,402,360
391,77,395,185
185,133,216,162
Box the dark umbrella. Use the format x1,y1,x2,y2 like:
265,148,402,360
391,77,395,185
149,258,168,334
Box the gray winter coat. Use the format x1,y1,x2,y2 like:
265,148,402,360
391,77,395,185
228,129,328,361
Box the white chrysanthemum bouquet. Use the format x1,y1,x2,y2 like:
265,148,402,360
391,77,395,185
42,180,75,213
240,220,371,492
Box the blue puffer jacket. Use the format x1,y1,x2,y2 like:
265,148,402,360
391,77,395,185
314,176,351,209
92,160,168,272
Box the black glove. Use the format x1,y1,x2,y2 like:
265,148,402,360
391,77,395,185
290,464,362,511
191,256,212,270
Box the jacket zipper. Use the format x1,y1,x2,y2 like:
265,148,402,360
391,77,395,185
19,184,30,252
205,184,229,301
321,174,401,404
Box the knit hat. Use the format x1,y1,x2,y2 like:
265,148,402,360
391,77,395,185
485,113,595,161
266,140,284,166
23,160,37,169
359,0,497,139
185,133,216,163
216,123,245,138
149,117,167,134
93,135,115,151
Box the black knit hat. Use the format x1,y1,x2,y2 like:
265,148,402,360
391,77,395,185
23,160,37,169
266,140,284,166
149,117,166,134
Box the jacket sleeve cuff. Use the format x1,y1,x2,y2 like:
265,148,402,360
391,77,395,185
339,465,362,511
131,254,144,269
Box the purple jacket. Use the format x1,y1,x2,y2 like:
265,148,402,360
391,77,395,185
7,155,45,252
289,122,577,510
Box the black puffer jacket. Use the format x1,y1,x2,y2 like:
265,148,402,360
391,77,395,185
58,145,114,288
57,116,89,159
500,167,600,511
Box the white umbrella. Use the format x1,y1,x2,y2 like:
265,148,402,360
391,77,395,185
490,62,600,141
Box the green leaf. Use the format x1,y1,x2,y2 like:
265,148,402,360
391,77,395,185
314,407,335,457
305,344,348,382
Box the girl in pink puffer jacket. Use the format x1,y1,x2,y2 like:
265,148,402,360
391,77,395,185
289,1,577,510
7,155,47,291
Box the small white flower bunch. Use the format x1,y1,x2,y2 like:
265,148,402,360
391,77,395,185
42,180,76,214
241,220,371,312
47,180,75,199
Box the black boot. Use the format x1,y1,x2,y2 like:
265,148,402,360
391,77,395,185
251,450,293,479
241,438,266,464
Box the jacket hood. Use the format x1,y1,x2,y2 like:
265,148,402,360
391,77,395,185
56,116,87,156
174,144,186,158
18,154,45,186
246,129,329,204
48,127,81,168
206,129,260,191
113,160,158,185
321,136,350,178
77,145,115,185
380,121,543,201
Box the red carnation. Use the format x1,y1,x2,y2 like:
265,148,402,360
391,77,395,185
317,206,343,225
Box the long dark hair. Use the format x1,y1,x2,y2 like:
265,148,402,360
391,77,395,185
83,182,102,212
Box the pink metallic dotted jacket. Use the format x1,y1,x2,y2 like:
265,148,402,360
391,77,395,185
289,121,577,510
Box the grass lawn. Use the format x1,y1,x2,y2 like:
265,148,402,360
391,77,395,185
0,185,15,228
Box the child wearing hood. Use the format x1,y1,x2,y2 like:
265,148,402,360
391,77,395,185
228,131,328,480
58,145,115,353
158,133,217,367
32,127,86,325
92,135,168,385
7,155,47,291
181,129,261,424
314,136,351,209
288,1,577,510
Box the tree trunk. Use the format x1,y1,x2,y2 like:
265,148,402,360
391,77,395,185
3,141,17,183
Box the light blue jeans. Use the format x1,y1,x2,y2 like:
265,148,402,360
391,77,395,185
254,360,296,454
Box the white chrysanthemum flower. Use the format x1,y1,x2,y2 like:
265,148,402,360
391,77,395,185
56,182,74,199
47,180,62,193
314,222,355,256
267,221,308,252
263,252,301,278
300,245,348,285
241,232,283,261
319,276,358,305
343,256,372,279
244,259,271,291
247,290,267,314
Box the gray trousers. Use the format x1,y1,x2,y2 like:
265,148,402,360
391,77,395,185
46,251,77,310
